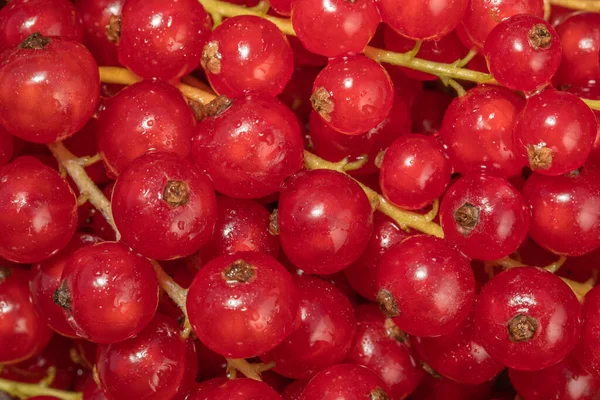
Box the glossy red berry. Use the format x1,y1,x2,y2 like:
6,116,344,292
514,90,597,176
277,169,373,274
300,364,390,400
282,380,307,400
0,34,99,144
0,157,77,263
378,0,469,40
57,242,159,344
377,235,475,337
440,175,530,261
0,126,13,166
117,0,212,81
380,134,452,210
411,374,494,400
311,55,394,135
189,378,282,400
575,286,600,375
440,85,526,178
0,0,84,51
474,267,581,371
112,152,217,260
262,275,356,379
97,314,196,400
187,252,299,358
192,95,304,199
291,0,380,58
74,0,124,66
484,14,562,92
0,267,53,364
202,16,293,97
270,0,292,15
96,80,196,177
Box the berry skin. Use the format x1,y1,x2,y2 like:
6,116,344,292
0,126,13,166
440,175,530,261
188,379,282,400
311,55,394,135
575,286,600,376
0,157,78,264
74,0,124,66
379,134,452,211
201,16,294,97
117,0,212,81
186,252,299,358
514,90,597,176
192,95,304,199
474,267,581,371
291,0,380,58
0,267,53,365
0,34,99,144
277,169,373,274
439,85,526,178
299,364,391,400
377,235,475,337
57,242,159,344
112,152,218,260
484,14,562,92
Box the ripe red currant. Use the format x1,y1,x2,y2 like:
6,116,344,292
299,364,390,400
188,378,282,400
74,0,124,66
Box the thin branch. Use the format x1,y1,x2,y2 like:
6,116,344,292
0,377,82,400
226,359,275,381
549,0,600,11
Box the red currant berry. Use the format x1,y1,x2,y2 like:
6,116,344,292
440,174,530,261
440,85,526,178
291,0,380,58
277,169,373,274
0,34,99,143
117,0,212,81
201,16,293,97
192,95,304,199
378,0,469,40
377,235,475,337
97,314,196,400
282,380,307,400
380,134,452,210
311,55,394,135
187,252,299,358
300,364,390,400
0,0,84,51
270,0,292,15
0,126,13,166
484,14,562,92
0,157,77,263
575,285,600,375
56,242,159,344
189,378,282,400
74,0,124,66
261,275,356,379
112,151,217,260
514,89,597,176
411,374,494,400
0,267,53,364
96,80,196,177
474,267,581,371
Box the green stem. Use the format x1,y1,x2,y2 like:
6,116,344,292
0,377,82,400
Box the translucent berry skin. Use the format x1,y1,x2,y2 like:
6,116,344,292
97,314,196,400
189,379,282,400
0,36,100,144
96,80,196,177
484,14,562,92
311,55,394,135
514,90,597,176
348,304,424,398
522,170,600,256
30,233,103,338
291,0,380,58
59,242,159,344
378,0,469,40
0,268,53,364
261,275,356,379
0,126,13,166
440,85,526,178
575,286,600,375
380,134,452,210
112,152,217,260
187,252,299,358
0,157,77,263
202,16,293,97
458,0,544,51
192,95,304,199
0,0,84,51
74,0,124,66
377,235,475,337
199,196,280,262
118,0,212,81
414,312,504,385
440,175,530,261
474,267,581,371
299,364,390,400
278,169,373,274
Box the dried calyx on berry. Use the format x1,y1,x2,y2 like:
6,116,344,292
162,180,190,208
453,202,480,235
53,281,72,311
376,288,400,318
221,259,257,284
508,314,538,343
19,32,51,49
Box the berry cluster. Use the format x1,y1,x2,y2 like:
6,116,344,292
1,0,600,399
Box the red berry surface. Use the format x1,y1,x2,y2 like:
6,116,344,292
74,0,124,66
0,126,13,166
189,378,282,400
575,285,600,376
